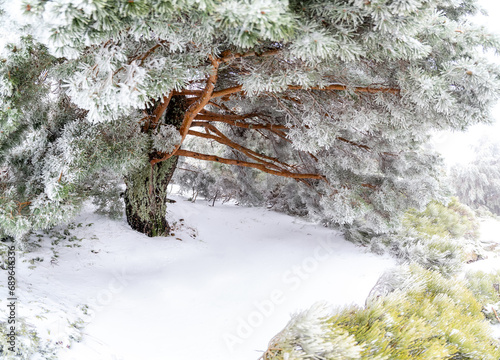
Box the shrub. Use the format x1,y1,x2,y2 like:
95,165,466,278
263,265,500,360
0,317,54,360
403,198,479,241
465,270,500,324
356,198,483,277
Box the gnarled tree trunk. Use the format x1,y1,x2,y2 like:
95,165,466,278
124,157,178,237
124,95,188,237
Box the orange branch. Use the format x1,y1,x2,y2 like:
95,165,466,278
138,43,163,66
337,137,371,151
151,55,220,165
194,112,256,122
287,84,400,94
149,92,173,130
191,120,287,131
220,49,281,63
173,89,203,96
114,42,165,75
174,149,324,180
211,85,244,99
187,129,284,171
493,307,500,323
211,84,400,99
190,123,294,170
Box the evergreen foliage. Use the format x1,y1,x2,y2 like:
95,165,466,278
1,0,500,237
0,318,44,360
403,197,479,240
466,270,500,324
350,197,481,276
263,265,500,360
450,138,500,216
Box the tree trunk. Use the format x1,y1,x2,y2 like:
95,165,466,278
123,95,188,237
124,157,178,237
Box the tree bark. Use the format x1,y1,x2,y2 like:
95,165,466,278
124,157,178,237
124,95,188,237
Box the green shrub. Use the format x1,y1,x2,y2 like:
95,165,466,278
362,198,483,277
0,317,53,360
263,265,500,360
465,270,500,324
403,197,479,241
379,232,464,277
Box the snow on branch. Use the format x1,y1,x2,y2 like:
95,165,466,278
174,149,324,180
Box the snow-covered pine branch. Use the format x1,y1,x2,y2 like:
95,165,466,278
0,0,499,238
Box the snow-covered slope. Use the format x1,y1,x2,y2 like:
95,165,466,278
2,193,397,360
3,193,500,360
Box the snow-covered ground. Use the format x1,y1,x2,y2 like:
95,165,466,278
466,218,500,272
465,217,500,340
1,192,500,360
1,192,396,360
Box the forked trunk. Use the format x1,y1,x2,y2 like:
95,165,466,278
124,157,178,237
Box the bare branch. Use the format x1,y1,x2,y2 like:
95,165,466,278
187,129,284,171
174,149,324,180
337,137,371,151
148,92,173,130
151,55,221,165
211,83,400,99
220,49,281,63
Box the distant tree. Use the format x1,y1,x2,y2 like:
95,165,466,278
450,138,500,215
1,0,499,238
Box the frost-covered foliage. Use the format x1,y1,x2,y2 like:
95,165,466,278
465,270,500,324
0,37,149,238
403,197,480,240
0,315,62,360
152,125,181,154
351,198,482,276
0,318,42,359
263,303,362,360
450,138,500,216
264,265,500,360
1,0,500,238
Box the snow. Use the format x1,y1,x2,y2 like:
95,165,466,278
1,190,396,360
3,191,500,359
466,218,500,273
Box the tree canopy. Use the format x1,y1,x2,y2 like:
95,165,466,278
1,0,499,238
450,137,500,215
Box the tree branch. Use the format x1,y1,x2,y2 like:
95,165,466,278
219,49,281,63
114,41,165,75
148,92,173,130
287,84,400,94
211,85,244,99
151,55,221,165
173,89,203,96
211,83,400,99
187,130,283,170
188,126,294,171
337,137,371,151
194,112,258,122
492,307,500,323
174,149,324,180
192,116,287,131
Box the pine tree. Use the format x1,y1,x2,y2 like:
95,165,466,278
450,137,500,216
1,0,499,238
